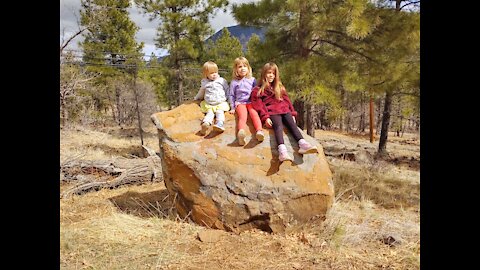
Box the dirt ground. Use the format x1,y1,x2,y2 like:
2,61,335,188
60,126,420,269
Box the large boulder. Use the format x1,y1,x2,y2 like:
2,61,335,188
151,101,334,233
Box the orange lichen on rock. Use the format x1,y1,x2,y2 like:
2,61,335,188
152,102,334,233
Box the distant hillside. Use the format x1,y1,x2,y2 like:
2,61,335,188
206,25,265,51
157,25,265,61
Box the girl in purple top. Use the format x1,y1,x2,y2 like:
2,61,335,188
228,57,264,146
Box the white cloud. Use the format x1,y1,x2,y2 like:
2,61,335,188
210,0,257,32
60,0,259,58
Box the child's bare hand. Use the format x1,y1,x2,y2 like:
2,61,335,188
229,110,235,114
265,118,273,128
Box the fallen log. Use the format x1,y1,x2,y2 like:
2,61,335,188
60,146,162,198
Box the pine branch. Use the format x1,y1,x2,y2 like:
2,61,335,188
309,50,326,57
315,39,380,64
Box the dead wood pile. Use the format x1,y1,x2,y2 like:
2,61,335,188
60,146,162,198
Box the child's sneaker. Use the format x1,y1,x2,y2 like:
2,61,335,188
278,144,293,162
213,121,225,132
298,139,318,154
237,129,246,145
255,130,264,142
200,122,211,135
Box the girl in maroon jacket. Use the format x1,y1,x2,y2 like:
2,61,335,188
250,63,318,162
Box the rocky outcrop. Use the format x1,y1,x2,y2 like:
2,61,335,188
151,101,334,233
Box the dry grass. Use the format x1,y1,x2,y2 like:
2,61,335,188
60,125,159,162
329,159,420,209
60,125,420,270
60,184,201,269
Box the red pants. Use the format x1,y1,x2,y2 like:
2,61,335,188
236,103,262,131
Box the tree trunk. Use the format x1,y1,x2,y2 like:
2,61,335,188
293,99,305,129
359,91,366,132
396,0,402,10
167,85,175,109
400,118,406,137
177,68,184,106
306,103,315,136
293,2,311,131
133,71,144,146
339,86,346,131
316,105,324,130
395,97,402,137
346,111,351,132
376,98,382,135
111,104,117,123
61,98,68,127
115,86,122,126
378,91,393,156
369,96,374,143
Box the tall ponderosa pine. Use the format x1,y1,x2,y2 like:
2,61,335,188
80,0,143,70
357,1,420,155
80,0,145,144
307,0,420,155
135,0,228,106
80,0,144,120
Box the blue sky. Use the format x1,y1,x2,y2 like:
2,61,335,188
60,0,257,59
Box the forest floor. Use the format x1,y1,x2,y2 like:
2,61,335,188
60,125,420,270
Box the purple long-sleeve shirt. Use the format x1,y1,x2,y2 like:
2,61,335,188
228,77,257,110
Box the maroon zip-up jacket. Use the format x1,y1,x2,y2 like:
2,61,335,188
250,85,298,123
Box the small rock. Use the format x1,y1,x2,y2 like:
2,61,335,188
197,230,225,243
292,262,302,269
380,233,402,247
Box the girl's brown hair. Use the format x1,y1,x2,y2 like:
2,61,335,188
202,61,219,79
232,57,253,80
258,62,284,100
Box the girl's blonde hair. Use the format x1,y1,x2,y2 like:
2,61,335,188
202,61,219,79
232,57,253,80
258,62,285,100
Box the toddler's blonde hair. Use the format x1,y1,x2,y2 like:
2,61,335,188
232,57,253,80
202,61,219,79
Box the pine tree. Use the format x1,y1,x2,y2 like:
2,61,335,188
245,34,262,73
358,1,420,156
139,53,170,107
79,0,146,145
135,0,228,106
80,0,143,70
79,0,144,124
202,27,244,72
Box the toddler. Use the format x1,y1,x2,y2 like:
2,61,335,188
194,61,230,135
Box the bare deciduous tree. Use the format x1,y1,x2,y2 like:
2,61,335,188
60,27,86,56
60,61,99,126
